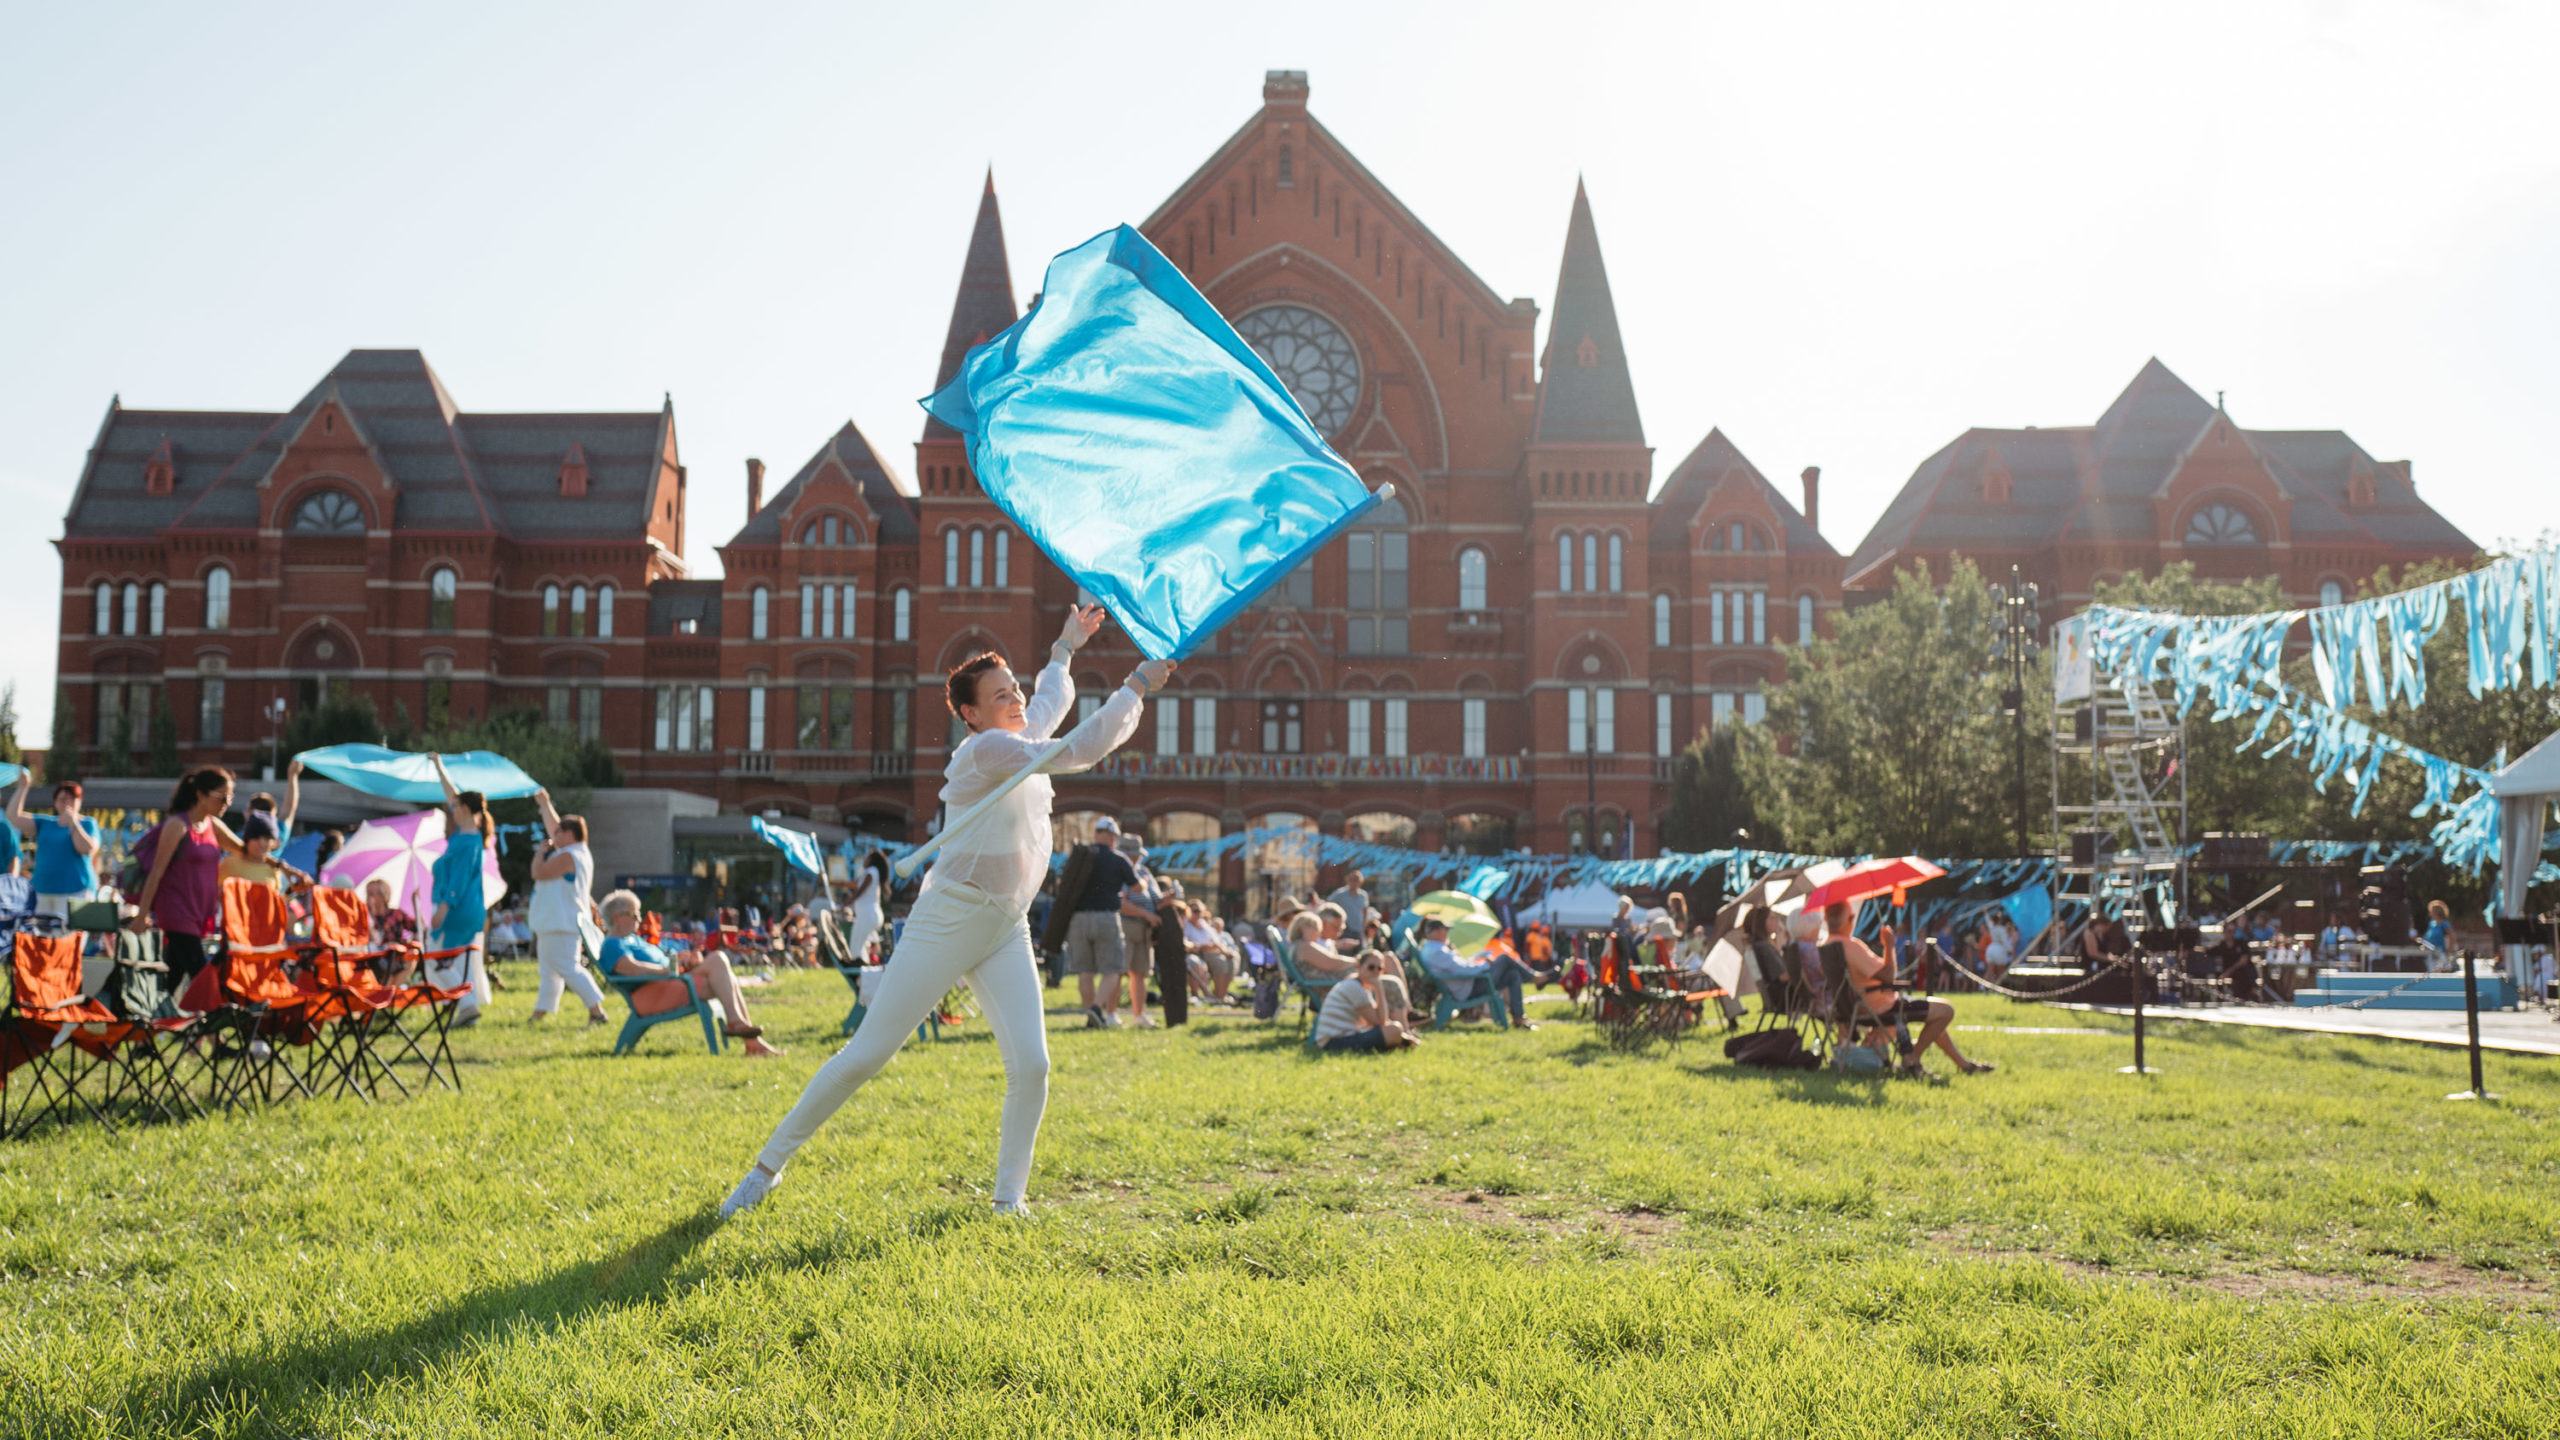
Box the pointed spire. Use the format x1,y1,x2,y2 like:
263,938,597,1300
924,171,1019,439
1532,178,1644,446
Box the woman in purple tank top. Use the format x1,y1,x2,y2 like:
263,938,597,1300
128,767,252,990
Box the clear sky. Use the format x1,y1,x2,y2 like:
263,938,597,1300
4,0,2554,742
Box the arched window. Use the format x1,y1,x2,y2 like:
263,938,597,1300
1457,547,1488,611
93,582,111,636
969,529,986,588
426,567,456,632
1557,532,1574,592
1607,534,1624,593
799,581,816,639
1345,496,1408,653
205,565,232,631
541,583,561,637
994,530,1010,587
802,521,819,546
1276,144,1295,188
750,585,770,639
197,656,227,745
121,582,140,637
569,583,589,637
2319,579,2345,609
291,490,365,534
943,529,960,586
1797,593,1816,643
147,582,166,636
1729,521,1747,552
2185,504,2260,546
824,515,840,547
1653,593,1672,648
1582,534,1598,595
598,583,614,637
892,586,912,642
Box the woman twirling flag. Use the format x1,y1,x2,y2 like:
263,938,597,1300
721,225,1383,1221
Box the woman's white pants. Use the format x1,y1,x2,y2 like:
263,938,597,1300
755,882,1049,1206
533,930,606,1013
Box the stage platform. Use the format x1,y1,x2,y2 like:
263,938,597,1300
2052,999,2560,1057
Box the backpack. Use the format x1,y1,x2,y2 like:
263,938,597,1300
1724,1028,1819,1071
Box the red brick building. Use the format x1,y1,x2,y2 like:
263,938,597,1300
53,71,1850,907
1845,358,2477,607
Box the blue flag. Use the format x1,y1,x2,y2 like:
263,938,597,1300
752,816,827,879
1999,886,2054,944
295,744,541,803
922,224,1382,660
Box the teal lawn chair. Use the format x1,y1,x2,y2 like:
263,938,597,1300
1272,938,1341,1047
603,966,726,1056
1419,952,1512,1030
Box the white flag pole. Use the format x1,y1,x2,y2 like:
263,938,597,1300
891,737,1072,882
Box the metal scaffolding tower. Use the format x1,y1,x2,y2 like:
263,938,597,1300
2051,670,2188,943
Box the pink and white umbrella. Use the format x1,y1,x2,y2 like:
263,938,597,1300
321,809,505,927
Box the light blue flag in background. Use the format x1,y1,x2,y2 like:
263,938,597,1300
923,224,1382,660
295,744,541,803
751,816,827,879
1999,886,2055,944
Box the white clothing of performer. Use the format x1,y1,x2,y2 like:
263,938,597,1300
528,840,607,1014
844,868,886,965
750,657,1144,1207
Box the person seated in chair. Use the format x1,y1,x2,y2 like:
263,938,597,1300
598,890,784,1057
1312,951,1419,1053
1823,900,1993,1077
1415,918,1540,1031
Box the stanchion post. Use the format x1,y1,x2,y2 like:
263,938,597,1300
2119,960,2158,1075
2447,951,2496,1102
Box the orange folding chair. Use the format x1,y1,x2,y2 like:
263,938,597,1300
219,879,334,1105
3,933,179,1137
305,888,421,1099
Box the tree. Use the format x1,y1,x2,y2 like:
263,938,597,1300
0,682,20,767
412,705,623,895
148,689,179,777
272,690,385,773
44,685,78,783
103,708,133,779
1738,559,2035,857
1661,724,1758,853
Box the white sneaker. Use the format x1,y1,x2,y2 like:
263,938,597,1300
719,1166,780,1220
1133,1014,1163,1029
993,1200,1033,1218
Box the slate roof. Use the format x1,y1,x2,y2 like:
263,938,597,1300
1650,428,1834,555
725,421,918,548
62,349,669,541
1530,181,1644,447
1845,358,2476,583
923,172,1019,440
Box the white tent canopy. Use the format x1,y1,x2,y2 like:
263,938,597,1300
1517,881,1624,930
2492,729,2560,969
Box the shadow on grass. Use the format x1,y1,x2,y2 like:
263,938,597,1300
51,1209,719,1437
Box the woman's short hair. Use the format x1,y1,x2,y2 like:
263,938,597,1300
1316,902,1346,926
946,652,1006,720
1787,909,1826,944
600,889,643,919
1287,911,1324,942
558,815,588,843
52,781,82,804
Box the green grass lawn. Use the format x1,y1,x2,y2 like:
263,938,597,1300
6,966,2559,1438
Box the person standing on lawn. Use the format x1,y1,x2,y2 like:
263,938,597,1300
8,776,102,920
126,768,252,992
721,604,1171,1220
526,789,610,1027
424,755,495,1029
1325,869,1371,939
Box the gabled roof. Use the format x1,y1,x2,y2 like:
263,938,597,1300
727,420,918,547
1530,181,1643,447
1650,428,1832,555
923,171,1018,440
63,349,669,542
1845,358,2477,583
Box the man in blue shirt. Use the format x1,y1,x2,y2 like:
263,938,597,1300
1415,918,1541,1031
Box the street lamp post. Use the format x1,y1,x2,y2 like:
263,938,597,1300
262,696,289,781
1989,565,2042,857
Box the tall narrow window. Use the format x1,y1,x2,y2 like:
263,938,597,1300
994,531,1010,587
1744,692,1767,725
1712,693,1735,728
1557,533,1574,593
820,583,839,639
1655,693,1673,757
1594,688,1616,753
823,515,840,547
1155,696,1180,755
800,582,816,639
1566,687,1588,754
655,687,673,750
841,584,856,639
892,587,912,641
1462,698,1486,758
579,686,601,742
797,685,823,749
1607,535,1623,593
542,584,560,636
95,679,121,745
969,529,986,588
1752,591,1766,645
569,584,588,637
205,566,232,630
1346,698,1371,756
890,689,911,753
427,567,455,632
696,687,717,751
1345,499,1409,653
751,586,770,639
598,584,614,638
1457,547,1487,611
1191,695,1216,754
1710,591,1726,646
827,681,853,752
122,583,140,636
1653,593,1671,647
943,529,960,586
1261,699,1303,752
148,582,165,636
549,683,574,732
748,686,766,751
1797,593,1815,643
1582,535,1597,596
1383,698,1408,757
198,659,227,745
94,582,111,636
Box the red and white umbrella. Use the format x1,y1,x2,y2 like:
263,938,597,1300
320,809,505,926
1799,857,1946,912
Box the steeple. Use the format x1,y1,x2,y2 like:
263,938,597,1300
924,169,1019,439
1531,178,1644,446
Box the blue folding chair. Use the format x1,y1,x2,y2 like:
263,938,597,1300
602,966,726,1056
1418,950,1512,1029
1272,938,1340,1049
